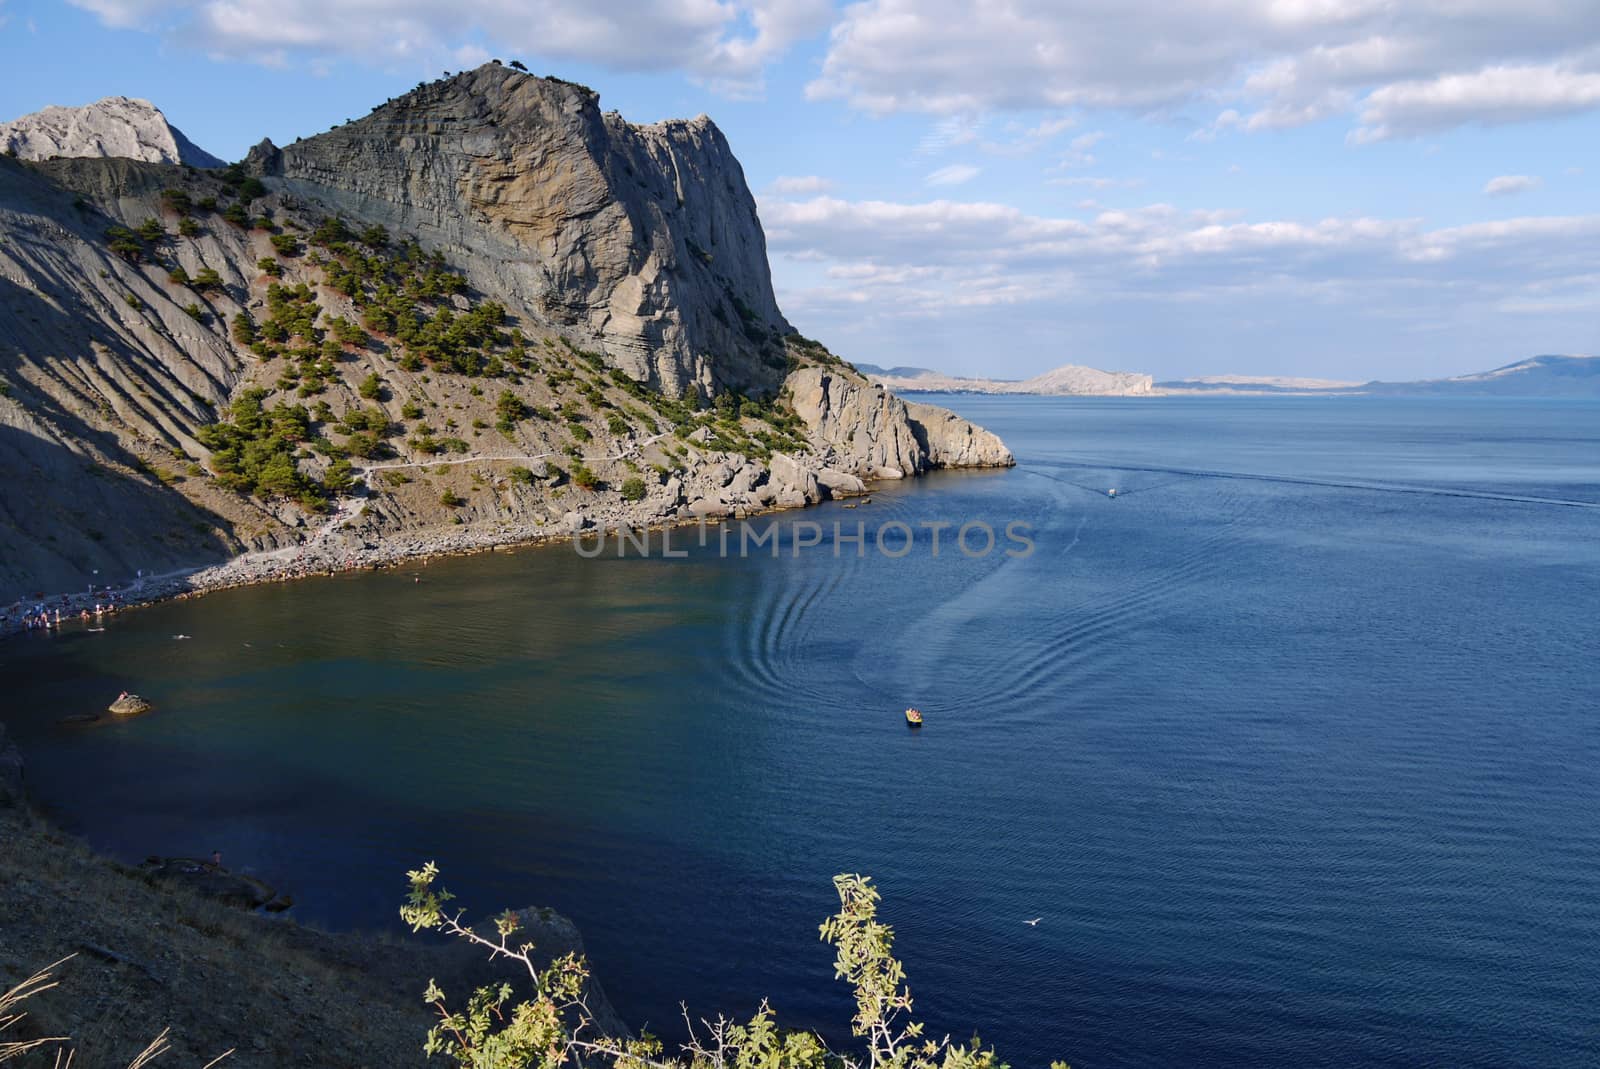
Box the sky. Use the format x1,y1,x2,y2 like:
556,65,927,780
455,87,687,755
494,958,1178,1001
1,1,1597,382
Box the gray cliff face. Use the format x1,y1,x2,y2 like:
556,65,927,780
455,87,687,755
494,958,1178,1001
0,97,223,168
260,66,790,398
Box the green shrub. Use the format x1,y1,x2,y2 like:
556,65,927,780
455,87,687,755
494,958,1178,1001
343,430,384,459
178,216,201,237
570,463,599,490
400,869,1034,1069
271,233,301,257
620,476,646,502
182,302,206,322
105,225,144,261
359,372,384,400
494,390,528,431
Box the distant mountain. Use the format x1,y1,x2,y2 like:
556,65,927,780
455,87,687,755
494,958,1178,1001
1156,374,1365,395
869,354,1600,399
0,97,224,167
858,362,1155,397
1363,354,1600,396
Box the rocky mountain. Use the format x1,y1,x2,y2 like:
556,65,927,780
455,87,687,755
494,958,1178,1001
0,97,223,168
858,362,1155,396
0,64,1010,605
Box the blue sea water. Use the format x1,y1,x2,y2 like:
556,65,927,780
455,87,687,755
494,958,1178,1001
4,397,1599,1067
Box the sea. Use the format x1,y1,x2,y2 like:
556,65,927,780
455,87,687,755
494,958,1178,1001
5,396,1598,1067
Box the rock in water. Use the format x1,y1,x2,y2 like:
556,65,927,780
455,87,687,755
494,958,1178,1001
0,97,223,167
139,856,292,911
108,694,154,717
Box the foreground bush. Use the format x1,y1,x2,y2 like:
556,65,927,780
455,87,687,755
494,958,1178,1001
402,867,1061,1069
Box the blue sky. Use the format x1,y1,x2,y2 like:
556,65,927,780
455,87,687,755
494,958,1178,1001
2,0,1598,381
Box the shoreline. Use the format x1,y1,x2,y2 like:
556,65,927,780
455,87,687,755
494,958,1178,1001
0,471,914,640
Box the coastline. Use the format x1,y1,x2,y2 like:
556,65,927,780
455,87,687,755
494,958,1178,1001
0,465,926,641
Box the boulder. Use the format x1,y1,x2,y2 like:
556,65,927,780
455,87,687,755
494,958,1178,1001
767,453,819,505
687,497,731,519
108,694,153,717
816,467,866,497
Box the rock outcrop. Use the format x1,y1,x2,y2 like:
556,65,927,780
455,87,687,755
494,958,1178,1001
0,97,223,167
787,367,1013,477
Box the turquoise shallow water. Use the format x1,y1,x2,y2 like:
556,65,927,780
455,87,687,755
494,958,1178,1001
5,396,1600,1067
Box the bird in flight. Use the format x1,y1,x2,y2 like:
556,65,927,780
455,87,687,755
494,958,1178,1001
1024,917,1042,926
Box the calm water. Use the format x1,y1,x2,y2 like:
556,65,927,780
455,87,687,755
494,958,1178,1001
6,397,1600,1067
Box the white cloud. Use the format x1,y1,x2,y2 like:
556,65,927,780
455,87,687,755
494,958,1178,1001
768,175,835,195
1483,174,1542,197
1055,130,1106,169
1353,65,1600,140
762,190,1600,376
925,163,980,186
760,192,1600,318
806,0,1600,138
916,115,983,154
67,0,833,95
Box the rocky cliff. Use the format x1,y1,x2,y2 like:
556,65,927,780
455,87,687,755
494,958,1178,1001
258,66,789,399
0,64,1011,607
0,97,223,167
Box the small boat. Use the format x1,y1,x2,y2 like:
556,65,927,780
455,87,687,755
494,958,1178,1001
1107,488,1118,498
904,707,923,727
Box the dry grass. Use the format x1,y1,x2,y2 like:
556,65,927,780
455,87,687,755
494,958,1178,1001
0,807,435,1068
